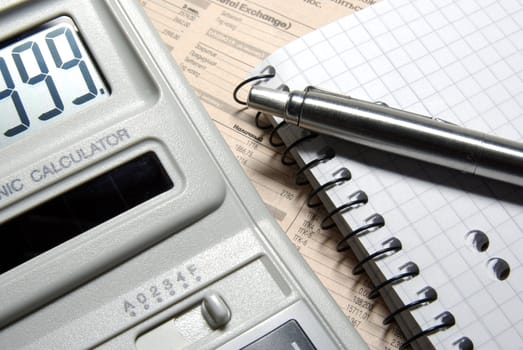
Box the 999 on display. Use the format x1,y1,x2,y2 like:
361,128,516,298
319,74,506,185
0,18,108,149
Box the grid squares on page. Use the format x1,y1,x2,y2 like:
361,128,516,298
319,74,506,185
331,71,360,95
322,55,349,78
462,211,493,232
364,16,389,38
498,328,523,349
335,14,358,35
386,85,417,109
468,288,498,316
492,36,518,59
507,235,523,260
383,46,411,69
432,46,458,68
450,297,481,328
291,47,320,71
442,61,469,88
482,23,506,45
461,54,486,75
500,289,523,325
426,234,455,261
402,40,429,62
319,21,345,41
302,65,329,85
456,78,483,106
483,201,512,228
508,2,523,20
398,197,429,223
456,0,482,14
498,246,522,270
512,117,523,140
488,309,513,336
256,0,523,346
460,312,492,346
285,75,309,90
470,9,494,31
378,7,406,31
369,0,394,16
411,0,440,16
368,55,395,76
283,38,307,57
411,214,442,242
397,59,424,84
431,204,463,230
453,268,483,299
390,24,417,47
485,1,507,23
274,55,300,82
309,40,337,63
437,87,466,117
487,279,516,306
359,78,387,101
423,9,450,32
500,194,523,218
446,224,470,250
414,53,441,77
501,114,523,140
384,180,415,204
438,251,469,280
344,22,371,46
351,63,379,86
358,40,384,61
476,69,500,93
339,45,366,67
381,69,408,93
449,194,480,221
437,280,464,309
502,74,523,98
402,241,435,269
485,83,511,110
329,31,352,55
427,69,454,92
303,28,330,47
466,31,491,53
497,16,519,39
420,263,449,289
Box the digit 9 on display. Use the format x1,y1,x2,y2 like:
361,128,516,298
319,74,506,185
0,17,108,149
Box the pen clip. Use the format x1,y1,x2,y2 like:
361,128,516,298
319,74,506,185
305,85,350,99
305,86,459,126
305,85,390,106
432,117,458,126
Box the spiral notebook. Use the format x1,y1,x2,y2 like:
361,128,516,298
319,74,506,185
246,0,523,349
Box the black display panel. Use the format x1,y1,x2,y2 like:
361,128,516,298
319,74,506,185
0,152,173,274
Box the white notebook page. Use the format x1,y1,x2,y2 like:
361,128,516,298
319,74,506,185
253,0,523,348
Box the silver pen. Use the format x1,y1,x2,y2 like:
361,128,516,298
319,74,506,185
247,85,523,187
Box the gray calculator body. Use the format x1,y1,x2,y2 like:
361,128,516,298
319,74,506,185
0,1,366,349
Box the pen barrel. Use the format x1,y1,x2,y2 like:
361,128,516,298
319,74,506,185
290,90,523,187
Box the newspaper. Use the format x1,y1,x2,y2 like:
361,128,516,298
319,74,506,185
143,1,404,348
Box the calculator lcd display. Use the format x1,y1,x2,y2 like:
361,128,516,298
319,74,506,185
0,18,108,149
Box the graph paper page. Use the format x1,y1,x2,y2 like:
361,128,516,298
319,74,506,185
254,0,523,348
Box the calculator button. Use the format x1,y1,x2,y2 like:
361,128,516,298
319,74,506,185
241,319,316,350
201,293,231,329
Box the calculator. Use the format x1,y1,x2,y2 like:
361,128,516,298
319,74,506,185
0,1,366,349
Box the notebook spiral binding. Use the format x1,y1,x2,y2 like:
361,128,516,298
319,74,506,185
233,67,472,350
